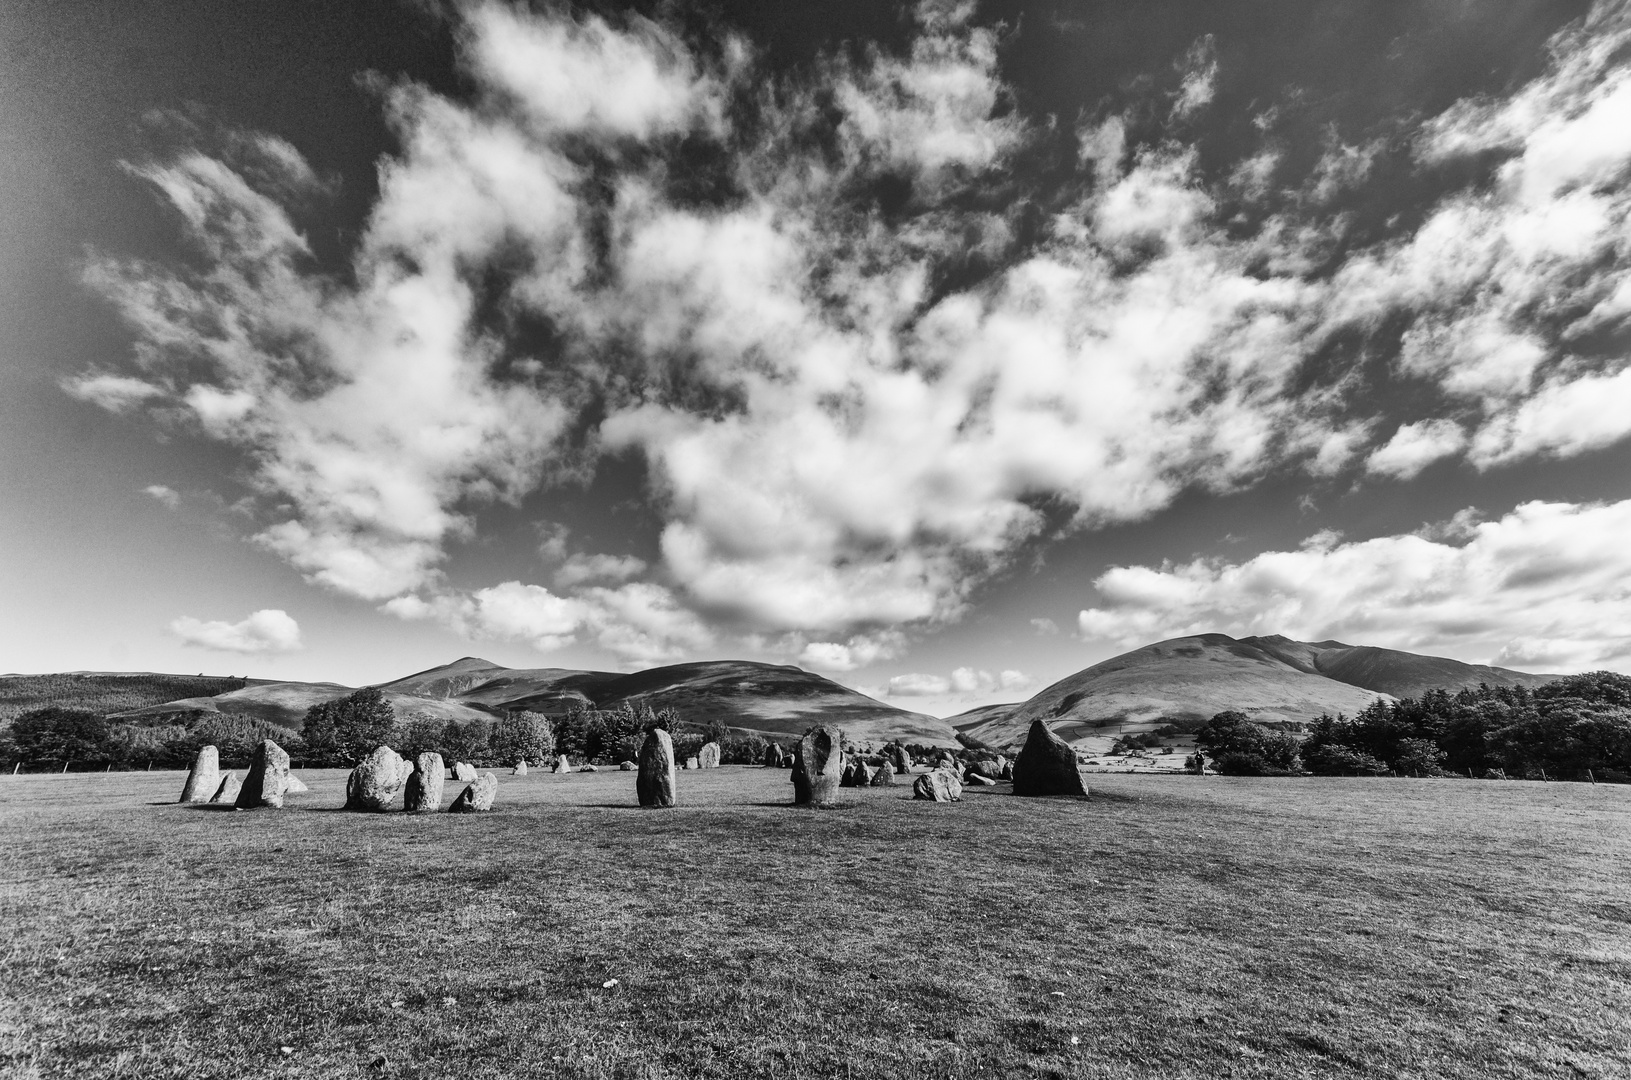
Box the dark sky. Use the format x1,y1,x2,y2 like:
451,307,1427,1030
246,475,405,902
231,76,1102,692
3,0,1628,715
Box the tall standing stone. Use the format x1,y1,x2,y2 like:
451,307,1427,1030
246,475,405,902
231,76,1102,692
553,756,571,774
637,728,678,809
208,771,241,804
792,725,844,806
449,772,498,813
179,745,220,803
887,745,911,775
234,739,290,809
1011,719,1089,798
513,761,528,776
345,746,409,812
697,742,721,769
405,752,445,812
871,761,895,786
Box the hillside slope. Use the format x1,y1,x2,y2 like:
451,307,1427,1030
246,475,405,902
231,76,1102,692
1241,635,1556,698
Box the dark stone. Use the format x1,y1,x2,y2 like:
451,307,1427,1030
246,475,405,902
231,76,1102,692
235,739,290,809
449,772,498,813
1011,720,1089,798
842,760,876,787
912,768,962,802
871,761,895,786
697,742,721,769
964,757,1003,781
404,752,445,812
792,725,844,806
179,745,219,803
346,746,408,811
637,728,677,808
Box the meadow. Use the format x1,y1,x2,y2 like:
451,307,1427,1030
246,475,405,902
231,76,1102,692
0,767,1626,1079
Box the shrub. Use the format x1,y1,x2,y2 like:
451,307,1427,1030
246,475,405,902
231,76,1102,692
1304,743,1390,777
491,711,555,766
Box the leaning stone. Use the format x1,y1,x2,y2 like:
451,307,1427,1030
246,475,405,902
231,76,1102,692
405,752,445,812
871,762,895,786
697,742,721,769
553,756,571,774
208,771,241,804
1011,719,1089,798
345,746,409,812
637,728,678,808
513,761,528,776
179,745,220,804
620,760,636,771
913,768,962,802
449,772,498,813
284,774,309,794
453,761,477,782
235,740,290,809
792,725,844,806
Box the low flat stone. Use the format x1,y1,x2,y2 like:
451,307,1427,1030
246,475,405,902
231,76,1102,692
405,752,445,812
1011,719,1089,798
208,771,241,804
235,739,290,809
284,774,309,794
346,746,408,812
912,768,962,802
619,760,635,771
179,745,219,804
966,772,997,786
637,728,678,808
449,772,498,813
792,725,844,806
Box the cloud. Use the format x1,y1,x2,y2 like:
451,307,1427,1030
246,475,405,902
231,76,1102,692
170,609,303,653
1077,499,1631,670
887,672,951,696
797,631,906,672
553,553,648,589
143,484,180,509
1365,419,1467,480
1029,617,1059,635
63,374,167,412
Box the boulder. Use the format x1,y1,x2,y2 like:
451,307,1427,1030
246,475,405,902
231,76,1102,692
912,768,962,802
871,761,895,786
179,745,220,804
684,756,700,770
513,761,528,776
453,762,477,782
619,760,636,771
581,764,598,772
553,756,571,775
449,772,498,813
1011,719,1089,798
697,742,721,769
965,757,1003,781
284,774,309,794
234,739,291,809
345,746,409,812
792,725,844,806
637,728,678,809
405,752,445,812
966,772,997,786
208,771,241,804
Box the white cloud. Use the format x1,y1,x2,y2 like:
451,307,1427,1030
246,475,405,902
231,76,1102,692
553,553,648,589
999,669,1034,692
143,484,180,509
171,609,303,653
1365,419,1467,480
1077,499,1631,670
887,672,951,696
1170,37,1217,121
63,374,167,412
1029,617,1059,635
797,631,905,672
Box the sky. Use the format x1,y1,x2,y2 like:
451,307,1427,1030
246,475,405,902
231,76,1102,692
4,0,1631,718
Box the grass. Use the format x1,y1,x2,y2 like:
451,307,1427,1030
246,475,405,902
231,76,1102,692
1,767,1627,1079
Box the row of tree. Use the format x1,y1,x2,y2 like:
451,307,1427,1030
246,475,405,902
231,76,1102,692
1196,672,1631,781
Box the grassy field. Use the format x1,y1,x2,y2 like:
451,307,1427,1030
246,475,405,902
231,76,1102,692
1,767,1627,1079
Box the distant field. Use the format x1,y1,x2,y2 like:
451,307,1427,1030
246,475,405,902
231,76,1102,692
1,769,1626,1079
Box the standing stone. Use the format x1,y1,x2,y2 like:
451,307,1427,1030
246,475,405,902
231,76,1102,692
285,774,309,794
912,768,962,802
449,772,498,813
514,761,528,776
792,725,844,806
1011,719,1090,798
619,760,636,771
179,745,220,803
842,760,876,787
345,746,409,812
637,728,678,809
761,743,780,768
235,740,291,809
697,742,721,769
887,745,911,775
405,752,445,812
684,756,700,770
553,756,571,775
208,771,241,804
453,761,477,782
871,761,895,786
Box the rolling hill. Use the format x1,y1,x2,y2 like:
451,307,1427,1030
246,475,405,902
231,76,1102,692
961,633,1556,751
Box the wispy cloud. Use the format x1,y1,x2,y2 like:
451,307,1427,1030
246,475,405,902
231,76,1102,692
171,609,303,653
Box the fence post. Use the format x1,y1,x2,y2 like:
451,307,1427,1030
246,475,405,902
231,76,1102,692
1588,769,1596,785
61,761,69,773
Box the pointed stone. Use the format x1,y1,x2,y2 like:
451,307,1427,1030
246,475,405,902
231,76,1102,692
637,728,678,808
405,752,445,812
235,740,290,809
1011,719,1089,798
792,725,844,806
179,745,219,803
208,771,241,804
871,761,895,786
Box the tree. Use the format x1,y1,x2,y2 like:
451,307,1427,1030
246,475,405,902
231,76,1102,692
3,708,112,770
300,687,398,767
492,711,555,765
1197,711,1303,775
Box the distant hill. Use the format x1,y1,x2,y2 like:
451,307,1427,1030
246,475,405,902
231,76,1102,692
945,702,1020,731
11,656,959,747
962,633,1556,751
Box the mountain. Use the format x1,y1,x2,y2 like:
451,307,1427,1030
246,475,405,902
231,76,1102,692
945,702,1021,732
51,657,959,747
1239,635,1555,698
962,633,1556,751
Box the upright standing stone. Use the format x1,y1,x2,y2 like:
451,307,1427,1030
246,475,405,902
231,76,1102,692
1011,719,1089,798
453,761,477,782
513,761,528,776
637,728,678,808
792,725,844,806
871,761,895,786
553,756,571,774
345,746,409,812
209,771,241,804
179,745,220,803
912,768,962,802
761,743,782,768
449,772,498,813
683,756,699,770
887,745,911,775
405,752,445,812
697,742,721,769
235,739,290,809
